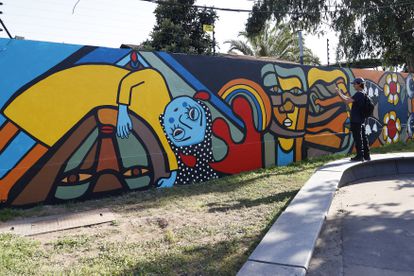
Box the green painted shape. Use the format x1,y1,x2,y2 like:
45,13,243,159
125,176,151,190
64,129,98,172
264,133,276,167
263,73,277,87
211,137,228,161
204,101,244,161
55,183,90,200
140,52,195,98
116,135,148,168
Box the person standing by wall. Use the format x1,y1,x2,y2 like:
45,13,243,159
335,77,371,161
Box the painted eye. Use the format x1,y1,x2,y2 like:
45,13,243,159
61,173,92,184
173,128,184,138
123,166,149,178
188,107,199,120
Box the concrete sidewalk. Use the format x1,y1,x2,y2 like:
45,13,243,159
308,175,414,276
238,153,414,276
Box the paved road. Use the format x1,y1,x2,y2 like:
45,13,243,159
307,175,414,276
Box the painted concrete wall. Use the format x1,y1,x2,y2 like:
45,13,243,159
0,38,412,207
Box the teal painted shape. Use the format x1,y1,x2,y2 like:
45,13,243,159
211,136,228,161
125,176,151,189
116,135,148,168
64,129,98,172
264,133,276,167
139,52,195,98
55,183,90,200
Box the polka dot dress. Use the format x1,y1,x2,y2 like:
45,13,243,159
160,101,218,185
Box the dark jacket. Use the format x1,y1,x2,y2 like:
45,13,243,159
351,91,365,124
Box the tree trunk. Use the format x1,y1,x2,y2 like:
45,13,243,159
406,56,414,73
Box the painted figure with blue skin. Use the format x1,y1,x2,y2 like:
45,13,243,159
158,96,218,187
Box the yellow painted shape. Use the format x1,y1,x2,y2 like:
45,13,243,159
279,137,294,151
287,107,299,129
4,65,178,170
308,68,347,88
277,76,302,91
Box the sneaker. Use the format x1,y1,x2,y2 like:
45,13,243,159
350,156,364,161
364,155,371,161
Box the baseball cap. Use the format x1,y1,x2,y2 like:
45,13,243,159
351,77,365,85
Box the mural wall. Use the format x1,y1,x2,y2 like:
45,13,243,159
0,38,412,207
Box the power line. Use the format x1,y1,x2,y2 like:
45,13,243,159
0,1,13,38
136,0,414,15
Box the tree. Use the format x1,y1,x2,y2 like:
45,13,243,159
225,22,320,65
142,0,217,55
246,1,414,71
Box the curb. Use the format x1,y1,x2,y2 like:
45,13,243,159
237,152,414,276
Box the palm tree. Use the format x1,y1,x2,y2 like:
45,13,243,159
225,22,320,65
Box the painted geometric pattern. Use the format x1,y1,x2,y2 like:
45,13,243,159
0,38,410,207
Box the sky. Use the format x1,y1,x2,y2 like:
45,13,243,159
0,0,339,65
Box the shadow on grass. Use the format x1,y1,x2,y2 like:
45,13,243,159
5,144,410,220
0,160,321,221
120,236,257,276
206,190,299,213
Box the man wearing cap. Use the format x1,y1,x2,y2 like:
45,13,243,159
335,77,371,161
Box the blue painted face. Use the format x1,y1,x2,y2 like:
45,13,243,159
163,96,207,147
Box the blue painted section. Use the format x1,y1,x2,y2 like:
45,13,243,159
0,114,5,126
116,55,131,66
138,54,149,67
157,52,209,91
157,52,244,128
0,132,36,178
75,47,130,64
115,53,149,68
227,89,262,129
0,38,81,110
277,145,294,166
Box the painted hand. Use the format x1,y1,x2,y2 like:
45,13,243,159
116,104,132,138
157,171,177,188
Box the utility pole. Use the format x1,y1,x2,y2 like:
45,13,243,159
212,24,216,55
0,2,12,39
327,39,330,66
298,30,304,65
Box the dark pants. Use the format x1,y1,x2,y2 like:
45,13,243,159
351,122,370,158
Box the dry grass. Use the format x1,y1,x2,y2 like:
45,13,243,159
1,140,413,275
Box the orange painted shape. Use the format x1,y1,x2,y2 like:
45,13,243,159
0,144,48,202
305,132,342,149
97,108,118,126
0,121,19,152
295,137,303,161
307,113,348,134
314,95,343,107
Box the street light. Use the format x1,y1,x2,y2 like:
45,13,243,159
298,30,304,65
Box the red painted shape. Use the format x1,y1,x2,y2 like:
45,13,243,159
179,152,197,167
209,96,262,174
101,125,115,134
131,51,138,63
96,136,120,172
388,119,397,139
389,82,397,94
194,91,210,100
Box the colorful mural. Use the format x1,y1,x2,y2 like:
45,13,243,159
0,38,411,207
